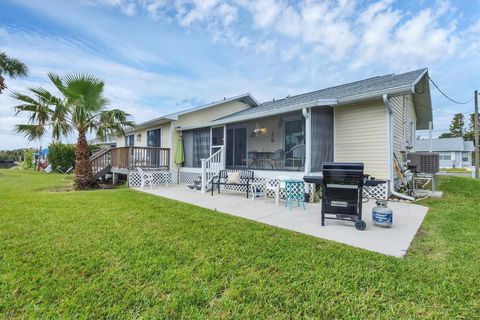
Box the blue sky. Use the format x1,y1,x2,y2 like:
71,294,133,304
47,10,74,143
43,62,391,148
0,0,479,149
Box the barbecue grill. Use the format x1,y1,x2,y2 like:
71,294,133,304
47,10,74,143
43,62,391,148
318,162,366,230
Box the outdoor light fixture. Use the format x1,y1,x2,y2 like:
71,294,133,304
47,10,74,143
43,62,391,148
251,122,266,137
137,134,141,142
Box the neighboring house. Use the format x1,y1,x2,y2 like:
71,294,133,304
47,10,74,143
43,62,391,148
415,137,474,168
102,68,432,198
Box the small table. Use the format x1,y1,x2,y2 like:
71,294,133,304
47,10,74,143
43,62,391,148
283,179,306,210
248,151,274,169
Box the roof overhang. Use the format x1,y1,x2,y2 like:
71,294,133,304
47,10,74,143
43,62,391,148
126,93,259,133
411,70,433,130
175,99,338,131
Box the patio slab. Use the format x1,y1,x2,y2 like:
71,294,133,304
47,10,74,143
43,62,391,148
134,185,428,258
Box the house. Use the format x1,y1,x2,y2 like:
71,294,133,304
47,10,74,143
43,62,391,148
415,137,474,168
98,68,432,199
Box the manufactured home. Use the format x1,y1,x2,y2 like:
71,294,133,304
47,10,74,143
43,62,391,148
91,68,432,199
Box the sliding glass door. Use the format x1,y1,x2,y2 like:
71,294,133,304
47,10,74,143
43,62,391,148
226,126,247,168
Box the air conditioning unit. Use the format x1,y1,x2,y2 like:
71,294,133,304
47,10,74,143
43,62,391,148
407,152,439,174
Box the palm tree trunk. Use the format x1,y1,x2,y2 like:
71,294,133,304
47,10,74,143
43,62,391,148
74,131,97,189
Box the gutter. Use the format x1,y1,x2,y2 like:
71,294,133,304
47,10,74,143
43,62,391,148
383,94,415,201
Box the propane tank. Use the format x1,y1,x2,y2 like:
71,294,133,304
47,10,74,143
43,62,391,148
372,200,393,227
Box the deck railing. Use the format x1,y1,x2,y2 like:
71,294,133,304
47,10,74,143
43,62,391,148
111,147,170,170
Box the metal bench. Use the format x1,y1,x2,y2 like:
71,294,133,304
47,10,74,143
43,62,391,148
211,169,254,198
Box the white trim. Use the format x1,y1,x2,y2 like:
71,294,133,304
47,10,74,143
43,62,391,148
333,108,336,161
169,122,174,170
383,94,394,192
303,108,312,175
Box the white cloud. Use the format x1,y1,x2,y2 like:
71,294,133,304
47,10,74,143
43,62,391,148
1,0,478,148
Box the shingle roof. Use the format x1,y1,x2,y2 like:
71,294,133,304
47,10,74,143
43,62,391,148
216,68,427,121
416,137,473,152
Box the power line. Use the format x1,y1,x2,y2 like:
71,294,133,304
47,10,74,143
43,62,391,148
427,74,474,105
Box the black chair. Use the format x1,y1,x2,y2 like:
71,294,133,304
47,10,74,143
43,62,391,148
211,169,254,198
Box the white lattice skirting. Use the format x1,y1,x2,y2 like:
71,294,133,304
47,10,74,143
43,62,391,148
363,183,388,200
128,170,204,187
128,170,388,200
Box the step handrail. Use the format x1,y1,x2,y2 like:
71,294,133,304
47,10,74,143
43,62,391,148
201,146,225,193
90,148,112,177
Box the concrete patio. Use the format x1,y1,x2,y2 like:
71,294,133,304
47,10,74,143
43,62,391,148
135,185,429,258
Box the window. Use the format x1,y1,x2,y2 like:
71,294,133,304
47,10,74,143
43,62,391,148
147,129,161,147
439,152,451,160
462,154,469,162
125,134,134,146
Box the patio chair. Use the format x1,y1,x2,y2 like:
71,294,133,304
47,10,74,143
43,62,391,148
137,167,154,189
264,176,290,206
285,144,305,170
56,165,74,174
268,149,284,169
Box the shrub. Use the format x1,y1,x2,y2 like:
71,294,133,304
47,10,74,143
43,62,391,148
48,143,76,170
22,149,34,169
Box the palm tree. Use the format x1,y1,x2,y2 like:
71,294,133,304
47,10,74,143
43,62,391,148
0,52,28,93
12,73,135,189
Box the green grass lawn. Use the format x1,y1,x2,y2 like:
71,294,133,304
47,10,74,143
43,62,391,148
1,170,479,319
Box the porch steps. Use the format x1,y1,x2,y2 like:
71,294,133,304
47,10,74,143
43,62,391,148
187,176,211,192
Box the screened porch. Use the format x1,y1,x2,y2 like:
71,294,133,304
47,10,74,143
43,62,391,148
179,107,334,173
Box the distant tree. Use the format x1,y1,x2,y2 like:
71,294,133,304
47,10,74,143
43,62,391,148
12,73,135,189
464,113,475,142
0,52,28,94
449,113,465,138
439,132,453,138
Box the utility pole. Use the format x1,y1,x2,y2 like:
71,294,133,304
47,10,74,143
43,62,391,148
475,90,479,179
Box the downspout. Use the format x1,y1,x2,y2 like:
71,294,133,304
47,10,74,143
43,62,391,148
383,94,415,201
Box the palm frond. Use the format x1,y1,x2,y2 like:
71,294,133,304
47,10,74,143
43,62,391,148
94,109,135,141
11,89,53,125
15,124,47,141
51,120,73,140
0,52,28,78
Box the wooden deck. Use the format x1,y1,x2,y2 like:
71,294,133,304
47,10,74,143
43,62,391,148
90,147,170,177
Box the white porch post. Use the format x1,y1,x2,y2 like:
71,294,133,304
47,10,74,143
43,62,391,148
303,108,312,175
222,125,227,170
201,159,207,193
